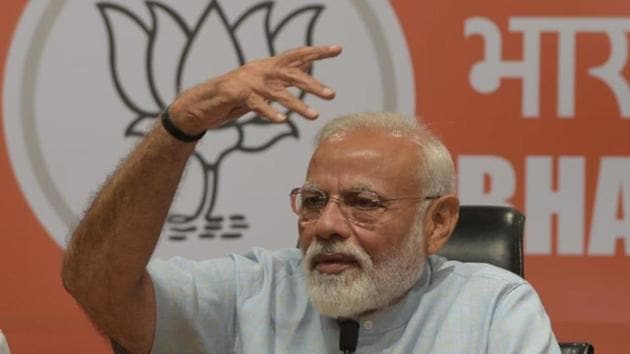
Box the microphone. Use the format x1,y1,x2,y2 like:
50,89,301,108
338,318,359,354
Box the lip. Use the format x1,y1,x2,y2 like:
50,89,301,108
312,253,360,274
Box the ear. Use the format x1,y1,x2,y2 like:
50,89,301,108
423,195,459,255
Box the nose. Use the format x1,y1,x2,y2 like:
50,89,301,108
314,196,352,241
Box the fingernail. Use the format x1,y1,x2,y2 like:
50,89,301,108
276,113,287,121
330,45,342,51
306,108,318,118
322,88,334,96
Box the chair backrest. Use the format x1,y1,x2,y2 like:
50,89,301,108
437,205,525,276
559,342,595,354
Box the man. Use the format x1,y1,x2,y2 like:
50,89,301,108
62,45,560,353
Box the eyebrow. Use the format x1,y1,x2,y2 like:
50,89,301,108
302,181,319,190
346,185,377,193
302,181,386,196
343,181,391,197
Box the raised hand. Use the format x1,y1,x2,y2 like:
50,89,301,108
168,45,343,134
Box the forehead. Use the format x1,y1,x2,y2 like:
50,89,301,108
306,129,422,194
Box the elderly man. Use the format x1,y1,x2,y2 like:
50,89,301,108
62,45,560,353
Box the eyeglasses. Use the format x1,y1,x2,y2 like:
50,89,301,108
290,187,440,227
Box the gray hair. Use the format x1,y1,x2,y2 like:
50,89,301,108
315,112,455,197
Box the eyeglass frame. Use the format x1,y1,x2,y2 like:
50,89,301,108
289,186,441,227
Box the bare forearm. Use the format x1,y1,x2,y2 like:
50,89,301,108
62,121,194,320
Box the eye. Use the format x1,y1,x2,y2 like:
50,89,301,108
300,191,327,211
346,192,384,211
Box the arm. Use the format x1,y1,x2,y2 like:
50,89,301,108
61,45,342,354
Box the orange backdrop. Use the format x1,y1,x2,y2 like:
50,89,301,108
1,0,629,353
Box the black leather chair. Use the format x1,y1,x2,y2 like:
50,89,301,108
440,205,594,354
438,205,524,276
558,342,595,354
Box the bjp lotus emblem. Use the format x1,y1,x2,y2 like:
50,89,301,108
97,0,324,241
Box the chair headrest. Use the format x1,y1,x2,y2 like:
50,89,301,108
437,205,524,276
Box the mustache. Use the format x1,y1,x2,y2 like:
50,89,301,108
304,240,373,271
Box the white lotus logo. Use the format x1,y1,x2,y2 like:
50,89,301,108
97,0,324,241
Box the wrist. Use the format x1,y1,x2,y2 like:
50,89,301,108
160,107,207,143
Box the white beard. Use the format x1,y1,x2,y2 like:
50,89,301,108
303,220,426,318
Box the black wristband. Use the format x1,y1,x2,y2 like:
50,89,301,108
161,108,206,142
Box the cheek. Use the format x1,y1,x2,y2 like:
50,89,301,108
358,224,414,259
352,229,392,260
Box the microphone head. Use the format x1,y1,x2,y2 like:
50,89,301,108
338,318,360,352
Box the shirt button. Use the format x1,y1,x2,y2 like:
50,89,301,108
363,320,373,330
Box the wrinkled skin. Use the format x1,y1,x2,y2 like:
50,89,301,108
299,129,460,274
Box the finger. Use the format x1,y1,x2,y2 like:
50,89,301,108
263,87,318,120
276,67,335,100
279,45,342,67
246,94,287,123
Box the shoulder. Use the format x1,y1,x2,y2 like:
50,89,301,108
426,255,532,304
424,257,560,352
237,247,303,269
429,254,525,287
148,247,304,283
